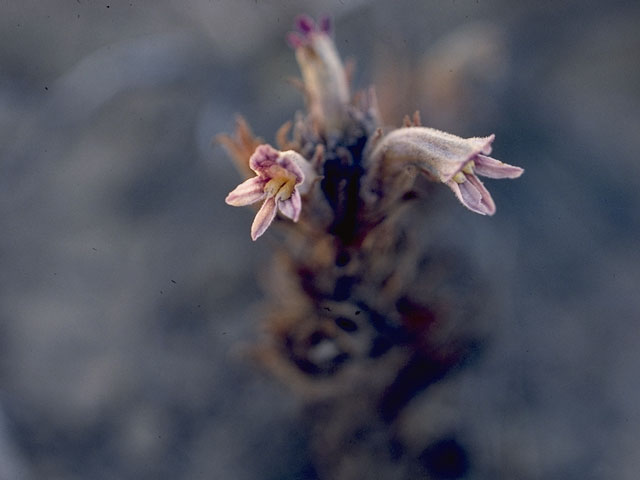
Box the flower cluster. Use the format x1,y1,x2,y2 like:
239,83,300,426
223,16,523,239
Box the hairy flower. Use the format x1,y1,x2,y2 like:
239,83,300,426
287,14,349,136
225,144,315,240
367,127,523,215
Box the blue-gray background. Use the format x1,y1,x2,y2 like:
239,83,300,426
1,0,638,478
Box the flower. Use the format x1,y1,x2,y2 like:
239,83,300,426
287,15,350,136
366,127,523,215
225,144,315,240
445,137,523,215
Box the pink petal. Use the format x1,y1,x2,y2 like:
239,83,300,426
464,174,496,215
251,197,277,241
249,144,280,175
474,154,524,179
225,177,266,206
278,190,302,222
459,178,482,207
277,152,305,183
447,175,495,216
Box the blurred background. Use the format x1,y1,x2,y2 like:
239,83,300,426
1,0,639,478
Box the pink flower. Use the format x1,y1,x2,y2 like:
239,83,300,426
225,144,313,240
367,127,524,215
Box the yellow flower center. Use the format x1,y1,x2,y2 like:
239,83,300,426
452,172,466,184
462,160,475,175
264,174,296,201
276,179,296,201
453,160,475,183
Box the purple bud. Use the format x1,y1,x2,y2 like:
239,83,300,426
319,16,331,34
296,14,315,34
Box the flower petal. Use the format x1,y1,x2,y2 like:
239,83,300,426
278,190,302,222
447,175,496,216
251,197,278,241
282,149,322,196
249,144,280,175
225,177,266,206
277,151,306,184
459,178,482,207
463,174,496,215
474,154,524,179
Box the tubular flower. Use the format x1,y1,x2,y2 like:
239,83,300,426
287,14,350,136
367,127,523,215
225,144,315,240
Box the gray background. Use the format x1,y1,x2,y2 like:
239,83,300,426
1,0,639,478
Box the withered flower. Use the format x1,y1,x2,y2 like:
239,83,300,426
225,144,315,240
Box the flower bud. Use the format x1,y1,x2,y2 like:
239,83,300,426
288,15,350,137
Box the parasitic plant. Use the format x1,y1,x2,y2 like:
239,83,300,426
218,14,523,480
